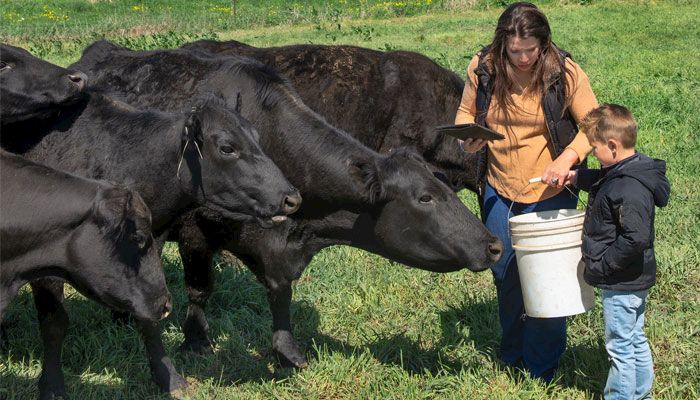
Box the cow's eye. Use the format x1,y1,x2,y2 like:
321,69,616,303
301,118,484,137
220,145,239,158
0,62,10,71
419,195,433,204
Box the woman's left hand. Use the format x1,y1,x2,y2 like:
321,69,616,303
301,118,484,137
542,148,580,188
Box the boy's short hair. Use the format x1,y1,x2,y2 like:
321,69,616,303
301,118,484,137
580,104,637,148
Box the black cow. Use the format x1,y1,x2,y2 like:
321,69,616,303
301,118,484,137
72,41,501,381
0,149,171,395
181,40,478,192
0,43,87,124
1,89,301,398
0,150,170,321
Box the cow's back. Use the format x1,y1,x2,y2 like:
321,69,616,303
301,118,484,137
183,40,477,191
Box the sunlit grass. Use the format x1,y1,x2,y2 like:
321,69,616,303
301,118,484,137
1,1,698,399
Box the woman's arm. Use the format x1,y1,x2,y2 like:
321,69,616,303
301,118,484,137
543,59,598,187
454,55,487,153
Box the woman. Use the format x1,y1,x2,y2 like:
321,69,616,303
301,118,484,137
455,2,598,381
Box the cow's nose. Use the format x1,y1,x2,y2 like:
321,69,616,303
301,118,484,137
488,240,503,262
283,192,302,215
68,72,88,91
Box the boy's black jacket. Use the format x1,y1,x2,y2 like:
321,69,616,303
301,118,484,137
575,153,670,290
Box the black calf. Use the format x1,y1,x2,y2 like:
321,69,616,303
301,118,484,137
0,149,170,324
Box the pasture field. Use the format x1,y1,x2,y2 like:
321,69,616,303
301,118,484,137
1,1,699,399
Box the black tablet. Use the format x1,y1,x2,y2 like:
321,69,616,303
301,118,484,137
436,123,505,141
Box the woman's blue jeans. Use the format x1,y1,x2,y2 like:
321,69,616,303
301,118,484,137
482,183,578,381
602,289,653,400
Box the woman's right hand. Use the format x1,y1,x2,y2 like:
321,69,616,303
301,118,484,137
458,138,487,153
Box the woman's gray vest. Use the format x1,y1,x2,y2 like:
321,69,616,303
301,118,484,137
473,45,582,200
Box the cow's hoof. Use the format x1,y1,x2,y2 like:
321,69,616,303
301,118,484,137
272,331,308,369
275,349,308,369
39,388,67,400
38,373,67,400
151,367,187,394
178,339,214,355
170,373,188,392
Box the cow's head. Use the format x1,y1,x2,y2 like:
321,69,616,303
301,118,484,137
0,44,88,123
350,148,502,272
68,185,171,321
177,96,301,227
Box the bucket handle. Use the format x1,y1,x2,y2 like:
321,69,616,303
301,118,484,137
506,177,587,236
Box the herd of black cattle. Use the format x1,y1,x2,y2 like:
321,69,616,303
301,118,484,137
0,40,504,398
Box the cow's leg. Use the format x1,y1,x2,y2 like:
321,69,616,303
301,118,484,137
0,321,7,350
31,278,68,400
0,311,10,350
135,230,187,394
136,319,188,394
178,224,216,355
268,281,308,368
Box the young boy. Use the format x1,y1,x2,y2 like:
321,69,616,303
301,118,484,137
566,104,670,400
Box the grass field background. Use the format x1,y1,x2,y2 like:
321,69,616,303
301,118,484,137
1,1,699,399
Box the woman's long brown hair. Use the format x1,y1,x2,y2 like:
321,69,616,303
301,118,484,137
482,2,574,125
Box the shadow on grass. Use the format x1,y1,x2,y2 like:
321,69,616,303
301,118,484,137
443,299,607,395
1,290,176,399
172,292,490,386
168,272,609,397
0,370,171,400
0,262,608,397
0,370,35,400
289,296,605,396
252,298,501,377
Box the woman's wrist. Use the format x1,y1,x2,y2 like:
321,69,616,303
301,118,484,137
558,147,581,167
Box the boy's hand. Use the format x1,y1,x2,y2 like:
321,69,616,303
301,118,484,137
563,170,578,186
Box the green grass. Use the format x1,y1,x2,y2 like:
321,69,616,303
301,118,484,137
1,0,699,399
0,0,530,44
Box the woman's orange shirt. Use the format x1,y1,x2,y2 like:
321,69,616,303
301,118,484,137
455,55,598,203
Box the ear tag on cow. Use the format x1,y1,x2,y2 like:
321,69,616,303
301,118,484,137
176,138,189,180
192,138,204,160
176,127,205,180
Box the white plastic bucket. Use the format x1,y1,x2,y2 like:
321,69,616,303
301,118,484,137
510,209,585,232
509,209,594,318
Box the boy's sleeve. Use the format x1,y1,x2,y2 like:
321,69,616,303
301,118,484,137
600,188,654,275
573,168,602,192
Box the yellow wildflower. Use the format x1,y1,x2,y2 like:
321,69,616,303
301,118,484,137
39,6,69,21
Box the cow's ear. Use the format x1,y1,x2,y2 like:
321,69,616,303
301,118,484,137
92,185,131,238
124,192,152,250
349,159,383,204
93,186,152,248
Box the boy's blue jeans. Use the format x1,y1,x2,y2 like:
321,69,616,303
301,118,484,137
602,289,653,400
482,183,578,381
